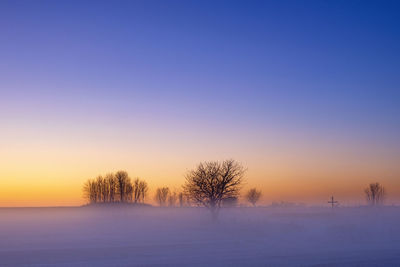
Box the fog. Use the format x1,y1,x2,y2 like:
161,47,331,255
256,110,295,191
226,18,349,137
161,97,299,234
1,206,399,266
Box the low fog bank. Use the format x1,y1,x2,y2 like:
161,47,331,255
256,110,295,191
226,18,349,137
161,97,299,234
1,206,400,266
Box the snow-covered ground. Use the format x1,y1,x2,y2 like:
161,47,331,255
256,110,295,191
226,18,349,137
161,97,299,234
0,206,399,266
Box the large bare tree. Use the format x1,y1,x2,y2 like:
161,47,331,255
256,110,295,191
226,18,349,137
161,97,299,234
184,159,245,219
364,182,385,206
246,188,262,206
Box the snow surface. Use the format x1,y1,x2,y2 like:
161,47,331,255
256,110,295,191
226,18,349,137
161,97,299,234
0,206,399,266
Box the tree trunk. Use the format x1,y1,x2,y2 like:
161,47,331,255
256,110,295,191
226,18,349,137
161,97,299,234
210,202,219,221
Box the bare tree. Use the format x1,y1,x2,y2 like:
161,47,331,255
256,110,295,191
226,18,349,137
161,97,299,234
139,180,148,203
184,159,245,219
364,182,385,206
105,173,117,202
133,178,140,203
155,187,170,206
168,191,178,207
83,178,97,204
246,188,262,206
115,170,131,202
95,176,105,202
177,192,190,207
100,176,109,202
126,182,133,202
133,178,149,203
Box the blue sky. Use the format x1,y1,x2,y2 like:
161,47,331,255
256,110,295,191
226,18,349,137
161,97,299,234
2,1,399,129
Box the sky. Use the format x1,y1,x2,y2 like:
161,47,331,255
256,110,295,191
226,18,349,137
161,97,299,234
1,0,400,206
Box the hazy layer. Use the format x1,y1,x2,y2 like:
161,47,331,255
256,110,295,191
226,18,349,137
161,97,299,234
0,206,399,266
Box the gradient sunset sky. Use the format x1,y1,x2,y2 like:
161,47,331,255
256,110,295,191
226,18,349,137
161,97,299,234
1,0,400,206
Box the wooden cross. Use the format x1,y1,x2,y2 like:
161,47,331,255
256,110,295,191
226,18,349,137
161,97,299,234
328,196,338,208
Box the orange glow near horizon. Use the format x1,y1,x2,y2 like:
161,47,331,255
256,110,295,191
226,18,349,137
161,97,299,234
1,128,399,207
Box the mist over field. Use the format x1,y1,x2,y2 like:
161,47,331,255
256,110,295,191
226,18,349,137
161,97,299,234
1,206,399,266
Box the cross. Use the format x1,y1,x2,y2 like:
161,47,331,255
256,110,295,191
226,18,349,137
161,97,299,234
328,196,338,208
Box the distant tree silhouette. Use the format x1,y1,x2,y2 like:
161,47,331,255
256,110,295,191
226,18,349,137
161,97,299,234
133,178,141,203
139,180,148,203
177,192,191,207
364,182,385,206
133,178,148,203
168,191,178,207
105,173,117,202
126,182,133,202
184,159,245,219
83,171,148,204
155,187,169,206
95,176,105,202
115,171,131,202
246,188,262,206
83,178,98,203
99,176,109,202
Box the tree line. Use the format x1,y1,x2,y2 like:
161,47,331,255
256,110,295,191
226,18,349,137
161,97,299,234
83,160,258,215
83,159,387,217
83,171,148,204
